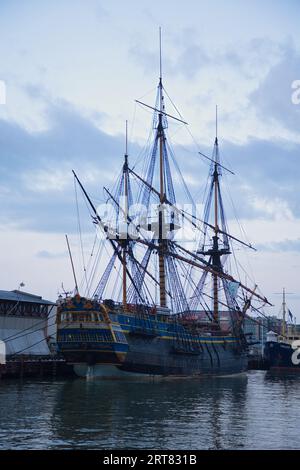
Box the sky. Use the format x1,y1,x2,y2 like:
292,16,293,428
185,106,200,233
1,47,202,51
0,0,300,320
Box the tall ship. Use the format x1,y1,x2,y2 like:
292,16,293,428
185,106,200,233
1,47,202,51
56,39,271,378
264,289,300,372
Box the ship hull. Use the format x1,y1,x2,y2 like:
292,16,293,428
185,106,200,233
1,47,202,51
56,298,248,379
121,336,246,376
264,341,300,372
57,338,128,366
73,364,247,380
67,335,248,378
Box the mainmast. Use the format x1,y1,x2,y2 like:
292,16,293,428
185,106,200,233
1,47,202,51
122,121,129,308
158,27,167,307
211,106,219,321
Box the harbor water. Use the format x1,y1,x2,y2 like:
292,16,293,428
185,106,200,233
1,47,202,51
0,371,299,450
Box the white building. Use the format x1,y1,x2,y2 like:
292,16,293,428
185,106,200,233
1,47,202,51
0,290,56,357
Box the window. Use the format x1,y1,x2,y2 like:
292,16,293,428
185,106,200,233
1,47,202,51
115,331,126,342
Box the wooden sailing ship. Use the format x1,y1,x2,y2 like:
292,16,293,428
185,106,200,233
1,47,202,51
56,35,271,378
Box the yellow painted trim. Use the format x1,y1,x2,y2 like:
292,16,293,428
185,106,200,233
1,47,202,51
58,325,112,331
158,336,236,343
63,349,127,354
121,329,236,343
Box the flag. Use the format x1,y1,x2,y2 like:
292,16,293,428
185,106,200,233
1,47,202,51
288,309,293,322
227,281,240,300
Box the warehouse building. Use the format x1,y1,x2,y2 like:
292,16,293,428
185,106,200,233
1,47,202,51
0,289,56,358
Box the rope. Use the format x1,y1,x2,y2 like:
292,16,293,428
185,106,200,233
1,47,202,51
74,177,89,295
2,305,56,342
8,330,56,358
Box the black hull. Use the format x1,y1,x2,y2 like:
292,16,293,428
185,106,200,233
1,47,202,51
62,335,248,377
119,336,247,376
264,341,300,372
61,351,125,366
57,297,248,378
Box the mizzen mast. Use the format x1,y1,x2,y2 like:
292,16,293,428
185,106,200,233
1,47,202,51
197,106,231,324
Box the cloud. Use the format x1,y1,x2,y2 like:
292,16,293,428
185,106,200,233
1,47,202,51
250,44,300,134
257,238,300,252
0,93,138,232
218,137,300,220
174,135,300,230
129,34,298,147
22,168,71,192
0,81,299,249
129,33,282,81
36,250,67,259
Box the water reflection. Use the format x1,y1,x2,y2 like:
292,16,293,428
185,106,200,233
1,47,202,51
51,375,248,449
0,372,299,449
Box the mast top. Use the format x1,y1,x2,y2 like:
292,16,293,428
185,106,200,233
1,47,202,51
124,120,128,170
159,26,162,83
125,119,128,157
158,26,165,119
215,105,218,145
135,100,188,125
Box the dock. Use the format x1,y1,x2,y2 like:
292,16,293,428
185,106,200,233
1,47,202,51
0,356,75,379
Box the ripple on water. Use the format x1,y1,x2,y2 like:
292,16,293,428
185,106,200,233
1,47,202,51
0,372,299,449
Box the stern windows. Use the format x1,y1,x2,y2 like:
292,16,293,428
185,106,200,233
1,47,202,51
60,311,104,323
